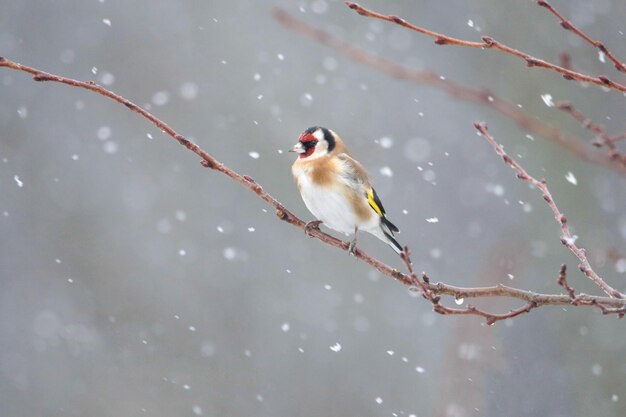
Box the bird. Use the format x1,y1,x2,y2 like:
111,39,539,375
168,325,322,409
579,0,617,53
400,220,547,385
290,126,403,256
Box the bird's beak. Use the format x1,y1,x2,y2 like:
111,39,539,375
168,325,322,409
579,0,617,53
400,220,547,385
290,142,305,154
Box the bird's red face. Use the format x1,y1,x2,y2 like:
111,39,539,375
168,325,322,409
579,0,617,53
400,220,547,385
291,131,319,159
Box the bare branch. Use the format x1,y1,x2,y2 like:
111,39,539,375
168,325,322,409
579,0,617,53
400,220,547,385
273,8,626,177
344,2,626,94
536,0,626,73
474,122,624,299
556,101,626,164
2,56,624,323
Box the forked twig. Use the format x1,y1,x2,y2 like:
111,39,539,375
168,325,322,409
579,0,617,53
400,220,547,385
402,248,537,325
474,122,624,299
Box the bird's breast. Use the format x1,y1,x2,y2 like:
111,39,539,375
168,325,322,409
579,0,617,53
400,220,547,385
294,169,375,235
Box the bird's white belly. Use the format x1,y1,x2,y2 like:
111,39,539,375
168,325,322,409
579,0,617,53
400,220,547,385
298,176,357,235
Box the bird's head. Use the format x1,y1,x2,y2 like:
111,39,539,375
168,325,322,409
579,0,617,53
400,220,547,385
290,126,340,160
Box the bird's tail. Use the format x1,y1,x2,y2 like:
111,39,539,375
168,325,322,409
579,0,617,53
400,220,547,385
379,217,403,255
383,230,403,255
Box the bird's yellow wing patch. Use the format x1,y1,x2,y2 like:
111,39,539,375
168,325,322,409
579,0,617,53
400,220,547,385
367,188,383,217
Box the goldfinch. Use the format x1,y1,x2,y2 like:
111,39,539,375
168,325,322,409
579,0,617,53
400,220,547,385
291,126,403,255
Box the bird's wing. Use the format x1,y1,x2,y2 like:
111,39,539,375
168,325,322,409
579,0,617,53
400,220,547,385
336,152,370,188
336,153,384,214
336,153,400,234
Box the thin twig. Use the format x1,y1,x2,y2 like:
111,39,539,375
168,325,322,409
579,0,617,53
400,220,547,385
559,52,573,71
556,101,625,163
536,0,626,73
273,8,626,177
557,264,576,301
2,56,624,322
474,122,624,299
344,2,626,94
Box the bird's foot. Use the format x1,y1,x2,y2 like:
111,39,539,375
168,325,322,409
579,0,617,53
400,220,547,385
348,238,358,256
304,220,323,237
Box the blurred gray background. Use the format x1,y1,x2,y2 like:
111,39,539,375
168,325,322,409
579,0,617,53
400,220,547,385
2,1,626,416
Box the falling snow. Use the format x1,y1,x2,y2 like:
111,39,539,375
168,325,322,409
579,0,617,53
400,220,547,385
99,72,115,86
152,91,170,106
180,82,199,100
378,136,394,148
97,126,111,140
311,0,328,14
540,94,554,107
592,363,603,376
565,171,578,185
223,247,237,260
103,141,118,154
329,343,342,352
300,93,313,106
13,175,23,187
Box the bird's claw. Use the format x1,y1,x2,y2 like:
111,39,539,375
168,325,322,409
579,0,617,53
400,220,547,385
348,239,357,256
304,220,323,237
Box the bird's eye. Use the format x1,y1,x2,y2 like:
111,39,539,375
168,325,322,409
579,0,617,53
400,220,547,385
301,140,318,149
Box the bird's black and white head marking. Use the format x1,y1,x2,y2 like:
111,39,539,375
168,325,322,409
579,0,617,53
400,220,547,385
294,126,335,159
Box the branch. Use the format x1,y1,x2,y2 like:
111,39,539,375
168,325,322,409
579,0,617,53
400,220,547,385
474,122,624,299
556,101,626,164
536,0,626,73
344,2,626,94
273,9,626,177
2,56,624,323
